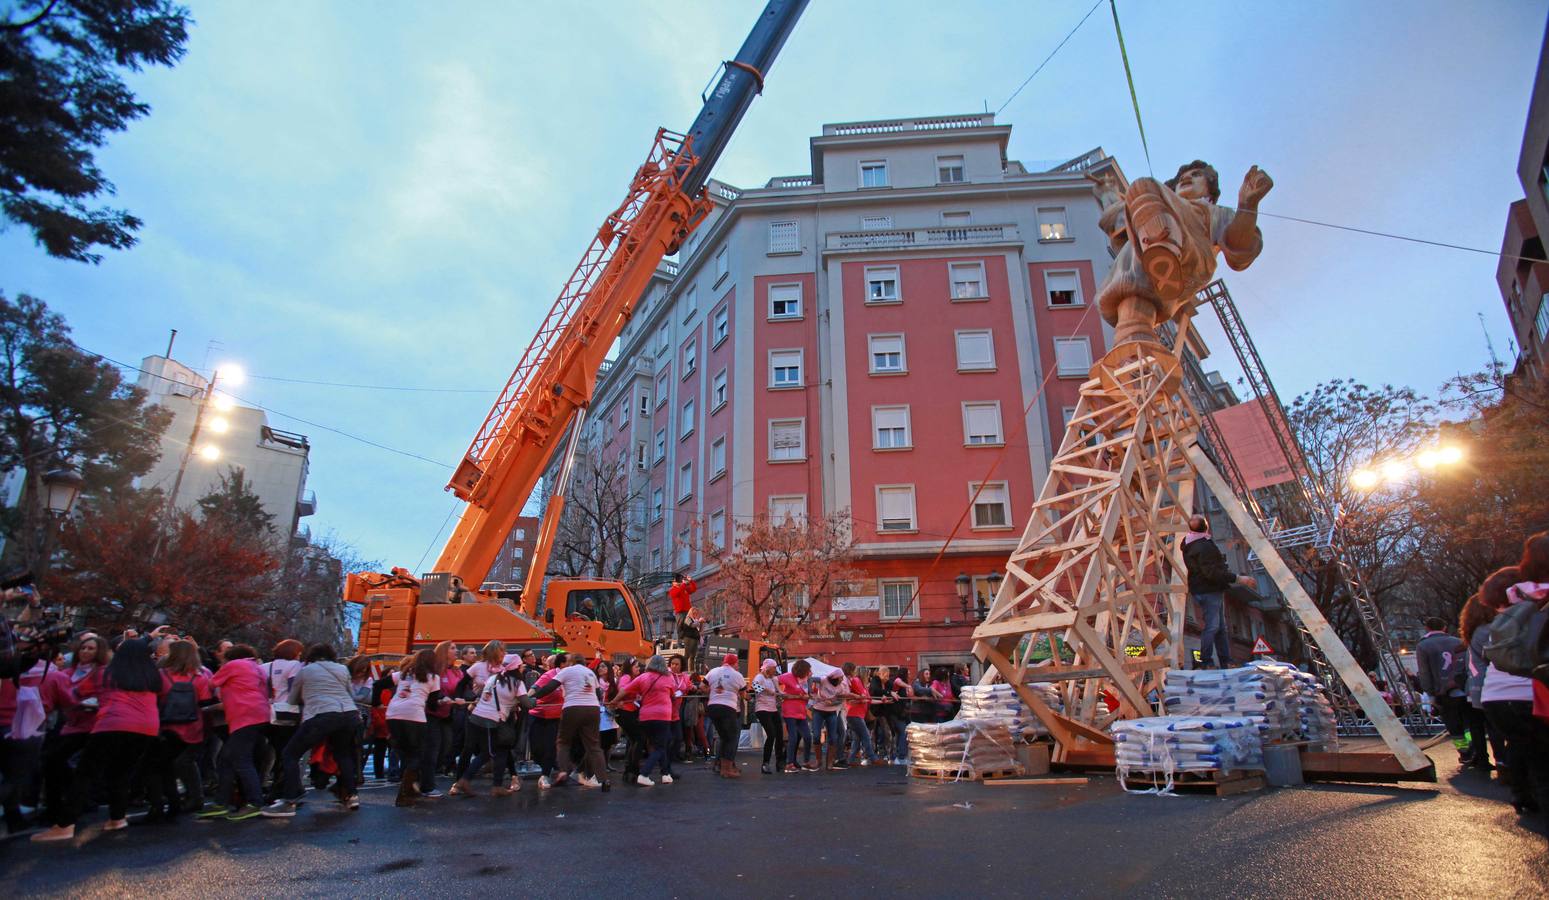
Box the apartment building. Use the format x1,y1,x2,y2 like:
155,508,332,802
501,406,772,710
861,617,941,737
484,514,540,588
1499,22,1549,384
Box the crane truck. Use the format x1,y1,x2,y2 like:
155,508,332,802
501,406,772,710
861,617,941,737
346,0,808,678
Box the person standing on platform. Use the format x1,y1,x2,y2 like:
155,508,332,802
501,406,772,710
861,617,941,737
1181,515,1255,668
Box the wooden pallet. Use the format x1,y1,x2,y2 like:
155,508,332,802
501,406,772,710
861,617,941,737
909,765,1024,783
1122,768,1266,796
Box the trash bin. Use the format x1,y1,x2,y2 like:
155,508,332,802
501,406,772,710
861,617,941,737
1261,744,1302,786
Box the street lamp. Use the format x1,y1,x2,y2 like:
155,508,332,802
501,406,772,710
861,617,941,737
1350,444,1465,491
955,572,971,620
41,466,84,517
983,571,1002,619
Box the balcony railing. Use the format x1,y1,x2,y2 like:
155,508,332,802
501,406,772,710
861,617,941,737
825,223,1020,252
822,114,995,136
764,174,814,189
1046,148,1110,174
659,259,679,278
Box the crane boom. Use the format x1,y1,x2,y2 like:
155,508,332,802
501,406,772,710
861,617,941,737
435,0,808,605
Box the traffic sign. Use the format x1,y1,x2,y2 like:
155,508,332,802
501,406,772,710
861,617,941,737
1251,636,1275,655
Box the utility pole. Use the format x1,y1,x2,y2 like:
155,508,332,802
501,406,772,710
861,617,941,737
165,369,219,522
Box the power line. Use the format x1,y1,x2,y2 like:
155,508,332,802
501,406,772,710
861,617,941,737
996,0,1104,115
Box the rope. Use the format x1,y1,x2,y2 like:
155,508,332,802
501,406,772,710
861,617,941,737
1108,0,1153,177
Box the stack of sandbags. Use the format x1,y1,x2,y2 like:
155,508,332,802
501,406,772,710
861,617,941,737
957,683,1063,740
906,719,1019,775
1286,668,1338,748
1112,715,1265,790
1162,664,1298,741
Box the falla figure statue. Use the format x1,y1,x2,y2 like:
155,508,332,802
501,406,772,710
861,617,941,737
1088,161,1274,346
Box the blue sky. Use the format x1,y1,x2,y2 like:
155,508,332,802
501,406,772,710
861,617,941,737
3,0,1545,568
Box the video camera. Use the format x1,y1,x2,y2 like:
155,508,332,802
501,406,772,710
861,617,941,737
0,569,74,679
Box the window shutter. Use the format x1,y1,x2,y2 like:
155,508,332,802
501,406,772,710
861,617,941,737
768,221,798,253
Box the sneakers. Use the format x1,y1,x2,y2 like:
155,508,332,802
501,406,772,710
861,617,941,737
419,789,444,799
783,764,800,774
30,825,74,843
196,804,232,820
801,764,819,772
538,776,553,791
858,759,871,767
551,770,570,787
659,774,674,785
635,775,655,787
103,818,130,831
761,764,772,775
577,774,602,789
259,801,297,818
832,761,849,769
342,795,360,811
225,804,263,821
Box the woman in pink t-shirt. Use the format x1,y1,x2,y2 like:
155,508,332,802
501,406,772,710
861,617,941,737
145,641,212,823
34,638,166,843
611,654,678,786
776,660,814,773
201,644,270,821
38,634,109,833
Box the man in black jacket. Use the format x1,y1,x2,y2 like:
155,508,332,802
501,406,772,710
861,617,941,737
1181,515,1251,668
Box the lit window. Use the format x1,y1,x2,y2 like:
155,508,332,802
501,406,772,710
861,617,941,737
1038,207,1068,241
1053,336,1093,377
770,349,802,388
651,488,664,522
1046,270,1081,307
955,330,995,371
860,160,889,188
970,481,1011,528
949,262,986,299
711,369,727,409
768,495,806,523
713,305,729,345
937,155,965,183
865,266,899,303
768,221,799,254
681,398,695,437
860,215,893,230
709,510,726,549
710,436,726,476
714,246,729,282
678,461,693,501
963,402,1003,445
876,485,917,532
880,579,918,620
872,405,911,449
868,334,906,373
769,418,805,462
682,340,697,376
769,283,802,319
653,428,666,463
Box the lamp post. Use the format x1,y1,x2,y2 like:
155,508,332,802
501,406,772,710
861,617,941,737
955,572,971,621
983,571,1002,620
41,466,84,517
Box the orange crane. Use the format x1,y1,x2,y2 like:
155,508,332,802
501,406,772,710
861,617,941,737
348,0,808,669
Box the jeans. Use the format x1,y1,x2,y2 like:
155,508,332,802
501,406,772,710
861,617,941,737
456,716,511,786
261,723,295,800
812,709,844,763
528,715,560,776
145,733,189,815
846,716,876,763
784,716,812,768
218,724,265,808
640,719,675,777
69,731,155,824
556,706,606,781
1194,591,1230,667
891,714,910,761
419,715,447,791
755,710,784,766
707,704,741,762
1484,699,1549,813
615,709,645,777
279,711,360,802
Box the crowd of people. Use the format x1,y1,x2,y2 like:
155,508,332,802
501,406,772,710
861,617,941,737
0,608,977,844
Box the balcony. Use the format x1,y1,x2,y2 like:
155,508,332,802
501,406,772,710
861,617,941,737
822,114,995,136
296,489,317,518
825,223,1021,253
764,174,815,189
658,259,679,278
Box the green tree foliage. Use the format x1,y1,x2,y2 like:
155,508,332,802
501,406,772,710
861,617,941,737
0,291,170,580
197,467,273,538
0,0,191,262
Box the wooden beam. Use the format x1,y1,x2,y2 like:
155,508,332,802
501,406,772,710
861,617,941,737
1185,444,1431,773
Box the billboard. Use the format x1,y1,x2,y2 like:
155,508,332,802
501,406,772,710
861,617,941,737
1207,399,1299,490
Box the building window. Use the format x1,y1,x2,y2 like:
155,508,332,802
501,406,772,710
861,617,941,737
714,246,728,284
954,329,995,371
970,481,1011,529
678,461,694,501
656,372,668,408
711,369,727,410
653,428,666,463
769,418,805,462
865,266,899,303
1038,207,1069,241
872,405,911,450
515,528,526,540
677,528,692,568
1045,270,1082,307
949,261,986,299
710,435,726,476
1061,406,1078,429
963,402,1003,445
656,322,671,356
512,547,524,560
937,154,965,183
709,510,726,549
768,220,799,254
636,441,648,471
868,333,906,374
769,283,802,319
879,579,918,621
876,485,917,532
651,488,664,523
617,401,628,430
1537,294,1549,341
860,159,889,188
769,494,806,523
681,286,697,324
712,305,729,346
681,398,696,438
860,214,893,230
639,391,651,416
769,349,803,388
1054,336,1093,377
682,340,697,377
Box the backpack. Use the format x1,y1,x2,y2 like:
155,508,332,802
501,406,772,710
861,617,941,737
160,678,199,725
1482,601,1549,682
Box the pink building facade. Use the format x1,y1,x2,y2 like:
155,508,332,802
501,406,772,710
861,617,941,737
575,114,1129,674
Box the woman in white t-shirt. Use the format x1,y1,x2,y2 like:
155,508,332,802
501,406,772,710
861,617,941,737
450,656,528,797
386,649,441,807
704,653,747,778
751,659,783,774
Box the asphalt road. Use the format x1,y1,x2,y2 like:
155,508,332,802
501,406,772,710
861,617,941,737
3,748,1544,899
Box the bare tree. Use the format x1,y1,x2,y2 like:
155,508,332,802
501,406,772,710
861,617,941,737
547,455,645,581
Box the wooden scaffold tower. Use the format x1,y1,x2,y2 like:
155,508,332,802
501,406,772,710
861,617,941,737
971,160,1429,774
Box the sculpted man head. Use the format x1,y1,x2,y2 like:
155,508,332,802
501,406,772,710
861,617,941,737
1165,160,1220,203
